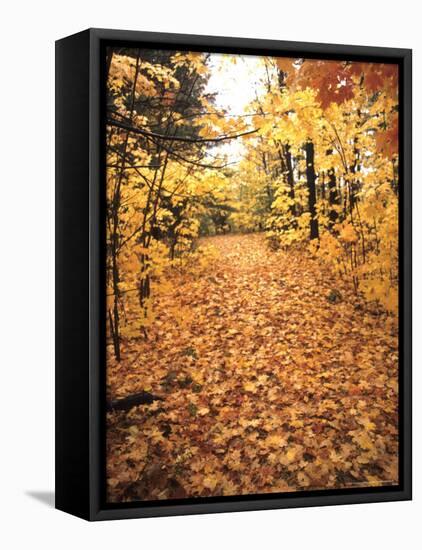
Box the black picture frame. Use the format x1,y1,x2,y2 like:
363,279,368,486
55,28,412,521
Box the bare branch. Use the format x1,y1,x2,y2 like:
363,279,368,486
107,118,258,144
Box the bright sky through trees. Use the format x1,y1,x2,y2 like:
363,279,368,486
205,54,266,162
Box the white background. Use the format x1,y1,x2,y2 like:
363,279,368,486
0,1,419,548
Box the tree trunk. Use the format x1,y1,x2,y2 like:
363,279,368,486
108,307,120,362
108,52,141,360
349,138,361,211
328,167,340,228
283,145,296,219
305,141,319,240
111,256,121,362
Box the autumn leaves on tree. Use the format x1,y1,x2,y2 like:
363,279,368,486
105,48,399,502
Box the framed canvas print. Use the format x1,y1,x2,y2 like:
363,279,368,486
55,28,412,521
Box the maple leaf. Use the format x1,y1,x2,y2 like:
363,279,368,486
280,447,300,466
243,381,258,393
265,434,288,448
203,476,218,491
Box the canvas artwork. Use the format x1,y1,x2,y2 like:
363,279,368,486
104,47,399,503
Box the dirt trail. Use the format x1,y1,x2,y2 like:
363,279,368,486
107,233,399,502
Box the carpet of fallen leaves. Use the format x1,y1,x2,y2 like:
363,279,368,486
106,233,399,502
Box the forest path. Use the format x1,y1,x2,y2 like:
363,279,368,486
107,233,399,501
